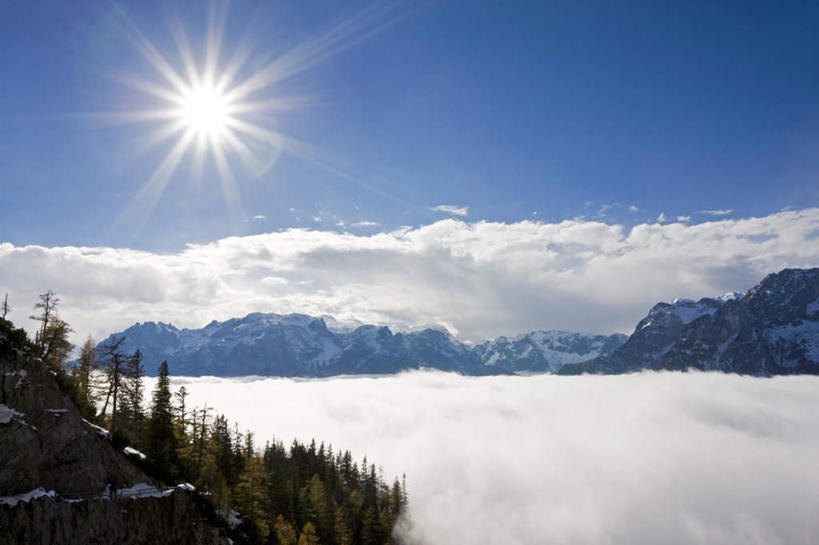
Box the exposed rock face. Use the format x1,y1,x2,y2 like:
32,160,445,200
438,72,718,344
99,314,626,377
0,329,230,545
560,268,819,376
0,347,148,495
0,489,222,545
652,268,819,374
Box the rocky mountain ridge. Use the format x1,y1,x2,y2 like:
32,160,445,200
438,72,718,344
99,316,627,377
559,268,819,376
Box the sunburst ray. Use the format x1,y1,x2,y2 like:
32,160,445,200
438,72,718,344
97,1,406,227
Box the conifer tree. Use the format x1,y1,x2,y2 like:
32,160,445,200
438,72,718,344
298,521,321,545
174,386,189,431
41,317,73,373
334,506,353,545
74,336,97,408
29,290,58,356
235,433,270,539
274,515,298,545
146,361,178,476
98,336,127,430
120,349,145,437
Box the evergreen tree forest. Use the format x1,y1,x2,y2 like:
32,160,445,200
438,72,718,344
0,292,409,545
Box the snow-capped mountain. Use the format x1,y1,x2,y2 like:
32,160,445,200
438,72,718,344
473,330,627,373
98,316,625,377
559,268,819,376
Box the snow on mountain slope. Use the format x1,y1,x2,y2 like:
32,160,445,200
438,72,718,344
560,268,819,376
99,315,625,377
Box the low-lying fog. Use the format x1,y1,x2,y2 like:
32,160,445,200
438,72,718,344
148,371,819,545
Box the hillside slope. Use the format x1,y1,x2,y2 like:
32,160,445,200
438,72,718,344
0,324,231,545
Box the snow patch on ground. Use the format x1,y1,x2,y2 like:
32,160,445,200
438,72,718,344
220,507,243,529
82,418,111,439
123,446,147,460
115,482,173,499
0,404,24,425
0,488,56,507
4,369,27,388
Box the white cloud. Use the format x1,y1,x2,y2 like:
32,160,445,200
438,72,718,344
335,220,345,227
677,215,691,222
159,371,819,545
657,212,668,223
700,209,733,216
252,215,266,221
628,205,639,212
429,204,468,217
352,220,379,227
1,208,818,343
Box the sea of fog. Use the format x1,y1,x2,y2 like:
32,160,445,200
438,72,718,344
144,371,819,545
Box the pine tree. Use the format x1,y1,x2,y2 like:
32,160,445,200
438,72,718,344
174,386,188,431
41,318,73,373
274,515,298,545
146,361,178,477
29,290,58,356
1,292,9,320
74,336,97,408
235,433,270,539
98,336,126,432
299,475,335,544
298,521,321,545
334,505,353,545
120,349,145,439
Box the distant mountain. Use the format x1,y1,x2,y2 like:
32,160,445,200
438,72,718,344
98,315,626,377
559,268,819,376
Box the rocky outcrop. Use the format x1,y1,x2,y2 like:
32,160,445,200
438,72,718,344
0,326,230,545
651,268,819,374
0,489,223,545
559,268,819,376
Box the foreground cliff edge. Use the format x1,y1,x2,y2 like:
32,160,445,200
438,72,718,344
0,326,233,545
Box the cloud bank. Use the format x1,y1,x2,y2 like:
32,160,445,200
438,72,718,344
0,208,818,342
155,371,819,545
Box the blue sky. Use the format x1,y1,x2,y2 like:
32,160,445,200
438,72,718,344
2,0,817,251
2,1,819,341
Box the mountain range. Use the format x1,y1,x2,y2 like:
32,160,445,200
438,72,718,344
99,267,819,377
99,317,627,377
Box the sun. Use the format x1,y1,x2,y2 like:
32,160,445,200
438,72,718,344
178,84,231,139
101,2,399,224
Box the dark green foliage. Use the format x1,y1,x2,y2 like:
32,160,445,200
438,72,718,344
0,316,34,359
145,361,181,479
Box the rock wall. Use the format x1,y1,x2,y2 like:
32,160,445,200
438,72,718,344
0,329,232,545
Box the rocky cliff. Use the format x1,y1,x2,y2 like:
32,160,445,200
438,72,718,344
559,268,819,376
0,324,232,545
